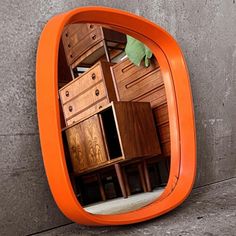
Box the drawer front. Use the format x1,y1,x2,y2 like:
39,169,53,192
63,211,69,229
66,99,108,126
133,85,166,108
62,24,99,50
111,58,162,101
59,64,103,104
62,24,87,38
65,114,107,174
63,81,108,120
65,28,104,65
153,104,169,126
112,58,159,83
114,67,162,101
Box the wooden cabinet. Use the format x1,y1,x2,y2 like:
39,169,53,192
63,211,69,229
59,61,117,125
64,102,161,175
62,23,126,68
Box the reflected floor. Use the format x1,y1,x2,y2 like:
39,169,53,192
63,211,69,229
84,187,165,215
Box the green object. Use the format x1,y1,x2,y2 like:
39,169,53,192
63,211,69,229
125,35,153,67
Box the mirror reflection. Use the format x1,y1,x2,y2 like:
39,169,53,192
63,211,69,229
58,23,170,215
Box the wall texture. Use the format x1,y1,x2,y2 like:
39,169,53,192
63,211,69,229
0,0,235,235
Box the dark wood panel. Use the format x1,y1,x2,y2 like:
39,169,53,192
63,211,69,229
112,102,161,159
58,39,72,88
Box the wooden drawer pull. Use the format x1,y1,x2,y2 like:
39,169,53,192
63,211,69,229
95,89,100,96
91,34,96,40
65,91,69,97
91,73,96,80
68,106,73,112
68,44,71,48
89,24,94,29
99,106,103,109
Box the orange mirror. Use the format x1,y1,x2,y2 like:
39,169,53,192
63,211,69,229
36,7,196,225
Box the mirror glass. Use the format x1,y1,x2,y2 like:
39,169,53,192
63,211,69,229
58,23,170,215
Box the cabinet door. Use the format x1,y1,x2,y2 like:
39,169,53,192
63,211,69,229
66,115,107,174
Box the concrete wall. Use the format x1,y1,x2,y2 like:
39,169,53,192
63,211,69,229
0,0,235,235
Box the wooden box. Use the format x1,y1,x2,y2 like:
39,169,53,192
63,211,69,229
62,23,126,67
59,61,117,126
64,102,161,175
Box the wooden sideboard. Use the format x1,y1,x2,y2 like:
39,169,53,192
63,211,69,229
64,101,161,175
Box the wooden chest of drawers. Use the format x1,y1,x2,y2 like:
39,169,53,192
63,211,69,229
59,61,117,126
62,24,126,67
111,58,165,107
64,102,161,175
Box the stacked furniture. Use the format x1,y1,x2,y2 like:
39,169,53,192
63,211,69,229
59,23,170,205
62,23,126,78
111,58,170,156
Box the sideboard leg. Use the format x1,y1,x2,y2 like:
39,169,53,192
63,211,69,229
115,164,127,198
138,163,147,192
143,160,152,192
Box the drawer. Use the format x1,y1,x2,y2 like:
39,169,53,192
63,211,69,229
111,58,159,84
133,85,166,108
59,64,103,104
111,58,162,101
65,114,108,174
153,103,169,126
66,99,108,126
63,81,108,120
62,24,99,50
62,24,85,38
65,28,104,64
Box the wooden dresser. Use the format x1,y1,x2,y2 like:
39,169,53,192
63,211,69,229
59,61,117,126
62,23,126,77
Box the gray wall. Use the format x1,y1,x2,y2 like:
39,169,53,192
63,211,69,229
0,0,235,235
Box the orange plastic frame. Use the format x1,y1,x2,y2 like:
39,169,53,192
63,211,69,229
36,7,196,225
